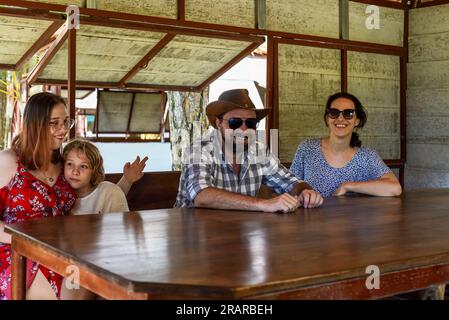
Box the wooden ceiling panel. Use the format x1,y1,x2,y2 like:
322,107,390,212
0,16,52,65
130,35,252,87
38,25,166,82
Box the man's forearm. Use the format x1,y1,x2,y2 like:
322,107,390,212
289,181,313,197
194,187,264,211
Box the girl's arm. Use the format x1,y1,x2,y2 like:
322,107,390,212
334,172,402,197
117,156,149,195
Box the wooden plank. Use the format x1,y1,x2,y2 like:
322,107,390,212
197,41,262,91
419,0,449,7
34,78,197,92
0,63,16,70
68,26,76,139
11,238,26,300
12,237,148,300
125,93,136,134
265,36,274,145
350,0,407,9
177,0,185,20
106,171,181,210
27,24,68,84
253,263,449,299
15,20,64,70
118,33,175,87
341,49,348,92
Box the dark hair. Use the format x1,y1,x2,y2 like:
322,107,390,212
12,92,67,170
323,92,367,148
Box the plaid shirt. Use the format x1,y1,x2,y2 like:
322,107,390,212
175,131,301,207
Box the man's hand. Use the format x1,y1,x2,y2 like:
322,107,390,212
259,193,300,213
299,189,323,208
123,156,149,184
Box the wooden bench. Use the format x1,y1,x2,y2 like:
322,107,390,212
106,172,181,211
106,171,273,210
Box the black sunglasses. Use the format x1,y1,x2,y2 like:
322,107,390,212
221,117,259,130
327,108,356,120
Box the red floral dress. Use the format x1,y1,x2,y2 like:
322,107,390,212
0,162,76,300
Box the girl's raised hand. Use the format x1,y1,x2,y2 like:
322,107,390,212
123,156,149,183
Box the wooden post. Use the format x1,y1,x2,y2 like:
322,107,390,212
11,239,26,300
68,23,77,139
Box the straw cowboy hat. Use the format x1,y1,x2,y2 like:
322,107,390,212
206,89,270,128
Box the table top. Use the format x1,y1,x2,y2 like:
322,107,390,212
6,189,449,298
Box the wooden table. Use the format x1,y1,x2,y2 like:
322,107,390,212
6,189,449,300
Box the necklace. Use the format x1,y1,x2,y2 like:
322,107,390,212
40,170,55,184
44,175,55,183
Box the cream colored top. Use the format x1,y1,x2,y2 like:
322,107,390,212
71,181,129,215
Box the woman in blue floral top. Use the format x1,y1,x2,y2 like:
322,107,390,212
290,92,402,198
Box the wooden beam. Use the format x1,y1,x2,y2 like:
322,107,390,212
265,36,275,146
27,25,68,84
177,0,185,20
272,39,279,131
0,64,16,70
418,0,449,7
349,0,407,9
15,20,64,70
196,41,263,91
34,78,200,92
11,239,26,300
341,49,348,92
118,33,175,87
340,0,349,40
126,93,136,134
275,37,405,56
160,92,167,141
68,26,76,139
125,82,200,92
255,0,266,29
0,5,62,21
79,15,264,43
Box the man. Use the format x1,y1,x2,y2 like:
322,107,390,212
175,89,323,213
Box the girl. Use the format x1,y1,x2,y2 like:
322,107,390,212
0,92,147,300
63,139,130,215
0,92,77,300
290,92,402,197
60,139,141,300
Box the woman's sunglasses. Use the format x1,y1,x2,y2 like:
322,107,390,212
327,108,356,120
221,117,259,130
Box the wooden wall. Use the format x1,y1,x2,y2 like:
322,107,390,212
348,51,401,159
276,1,404,164
278,44,341,163
406,4,449,189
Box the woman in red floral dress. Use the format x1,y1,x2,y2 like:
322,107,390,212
0,92,77,300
